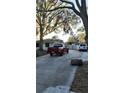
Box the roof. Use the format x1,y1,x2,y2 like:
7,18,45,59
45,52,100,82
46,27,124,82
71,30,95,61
36,39,63,44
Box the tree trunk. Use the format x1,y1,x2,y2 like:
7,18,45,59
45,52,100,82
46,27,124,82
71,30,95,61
39,25,44,51
39,11,46,51
82,17,88,45
79,0,88,45
80,12,88,46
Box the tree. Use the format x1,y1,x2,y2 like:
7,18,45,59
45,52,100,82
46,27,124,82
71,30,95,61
77,32,86,43
36,0,81,50
67,35,76,44
77,26,85,32
43,0,88,44
36,0,67,50
68,30,86,44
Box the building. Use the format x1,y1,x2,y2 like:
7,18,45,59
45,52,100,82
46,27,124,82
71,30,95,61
36,39,63,50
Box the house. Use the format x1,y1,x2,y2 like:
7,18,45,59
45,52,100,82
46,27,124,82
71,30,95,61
36,39,64,50
65,42,80,50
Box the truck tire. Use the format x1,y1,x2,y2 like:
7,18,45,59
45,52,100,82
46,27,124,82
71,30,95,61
50,53,53,56
60,53,63,56
67,50,69,53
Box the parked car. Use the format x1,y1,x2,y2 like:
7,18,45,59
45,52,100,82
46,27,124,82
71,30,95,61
47,43,69,56
78,43,88,51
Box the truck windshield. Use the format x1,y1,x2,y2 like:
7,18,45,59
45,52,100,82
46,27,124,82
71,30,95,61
80,44,86,46
54,44,63,47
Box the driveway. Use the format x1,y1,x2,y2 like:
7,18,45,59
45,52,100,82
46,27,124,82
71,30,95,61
36,50,87,93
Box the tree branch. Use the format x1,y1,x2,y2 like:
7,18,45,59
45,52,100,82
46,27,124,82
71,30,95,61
36,0,81,18
46,6,81,17
37,6,73,12
43,10,63,34
60,0,75,7
36,19,40,26
48,10,62,20
36,15,41,25
43,20,65,36
80,0,88,18
47,0,58,10
43,24,62,36
75,0,81,10
81,0,87,12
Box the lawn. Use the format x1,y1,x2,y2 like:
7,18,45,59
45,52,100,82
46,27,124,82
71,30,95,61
71,62,88,93
36,49,48,57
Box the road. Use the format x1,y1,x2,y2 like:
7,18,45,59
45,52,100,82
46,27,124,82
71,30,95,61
36,50,88,93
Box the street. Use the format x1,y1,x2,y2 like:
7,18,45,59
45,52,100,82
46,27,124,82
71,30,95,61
36,50,88,93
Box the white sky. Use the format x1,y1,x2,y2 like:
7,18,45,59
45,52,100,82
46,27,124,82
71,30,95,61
43,31,70,42
43,23,82,42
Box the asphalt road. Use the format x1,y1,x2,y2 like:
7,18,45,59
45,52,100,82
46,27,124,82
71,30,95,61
36,50,88,93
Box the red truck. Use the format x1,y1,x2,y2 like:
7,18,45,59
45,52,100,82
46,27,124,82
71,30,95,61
47,43,69,56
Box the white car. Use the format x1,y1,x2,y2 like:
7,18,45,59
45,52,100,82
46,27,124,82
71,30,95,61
78,43,88,51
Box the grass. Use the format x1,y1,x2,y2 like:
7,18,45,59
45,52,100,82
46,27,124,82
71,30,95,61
36,49,48,57
70,62,88,93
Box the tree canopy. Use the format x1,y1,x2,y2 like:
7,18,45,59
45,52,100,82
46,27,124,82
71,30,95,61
36,0,81,36
67,35,76,44
38,0,88,44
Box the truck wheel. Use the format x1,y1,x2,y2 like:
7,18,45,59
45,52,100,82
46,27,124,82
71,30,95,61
60,53,63,56
50,53,53,56
67,50,69,53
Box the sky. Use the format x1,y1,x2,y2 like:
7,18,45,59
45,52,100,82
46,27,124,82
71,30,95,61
43,31,70,42
43,24,82,42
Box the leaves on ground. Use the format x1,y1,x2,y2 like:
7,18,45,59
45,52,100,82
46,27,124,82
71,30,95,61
71,62,88,93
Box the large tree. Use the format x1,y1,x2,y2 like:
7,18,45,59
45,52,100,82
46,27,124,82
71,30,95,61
44,0,88,44
36,0,67,50
67,35,76,44
36,0,81,50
